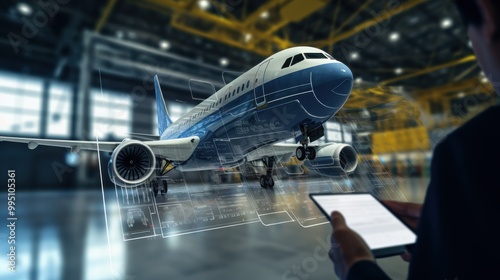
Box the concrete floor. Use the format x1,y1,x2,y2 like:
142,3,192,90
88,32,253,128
0,177,429,280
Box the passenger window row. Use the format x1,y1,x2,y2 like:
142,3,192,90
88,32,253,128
192,79,251,119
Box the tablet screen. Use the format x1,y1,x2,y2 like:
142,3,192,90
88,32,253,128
310,193,416,251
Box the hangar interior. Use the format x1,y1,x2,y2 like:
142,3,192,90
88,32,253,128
0,0,496,280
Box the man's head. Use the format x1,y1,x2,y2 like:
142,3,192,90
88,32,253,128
456,0,500,91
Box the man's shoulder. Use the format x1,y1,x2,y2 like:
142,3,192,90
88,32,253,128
442,105,500,146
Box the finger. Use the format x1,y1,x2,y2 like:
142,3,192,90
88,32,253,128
382,200,422,218
330,211,346,230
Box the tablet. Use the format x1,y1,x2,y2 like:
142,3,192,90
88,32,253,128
309,193,416,258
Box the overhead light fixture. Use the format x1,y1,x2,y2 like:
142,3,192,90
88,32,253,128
260,11,269,19
17,3,32,16
219,57,229,67
116,30,124,39
394,67,403,75
350,52,359,60
159,40,170,50
355,77,363,84
441,18,453,29
457,92,466,98
389,32,400,42
198,0,210,10
244,33,252,42
481,77,489,83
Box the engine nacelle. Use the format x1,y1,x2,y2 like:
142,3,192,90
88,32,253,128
108,140,156,188
303,143,358,176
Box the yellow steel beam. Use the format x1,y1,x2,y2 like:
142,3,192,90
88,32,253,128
327,0,342,53
331,0,374,37
95,0,119,33
415,77,493,97
379,55,477,85
269,0,328,34
142,0,293,56
243,0,286,27
308,0,427,48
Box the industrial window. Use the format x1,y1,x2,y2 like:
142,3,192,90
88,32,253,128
281,57,292,69
237,87,240,93
290,54,305,66
48,83,72,137
224,94,227,101
241,84,244,91
91,90,132,138
219,98,222,104
232,90,235,97
0,72,43,135
246,81,250,88
304,53,327,59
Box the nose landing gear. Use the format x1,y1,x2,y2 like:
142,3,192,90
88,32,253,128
260,156,276,188
295,124,321,161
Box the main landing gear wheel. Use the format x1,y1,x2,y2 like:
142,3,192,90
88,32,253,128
259,175,274,188
160,180,168,195
151,179,159,197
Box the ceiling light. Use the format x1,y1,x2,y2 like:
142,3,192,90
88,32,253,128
260,11,269,19
159,40,170,50
355,77,363,84
219,57,229,67
17,3,32,16
441,18,453,29
116,30,124,39
481,77,489,83
244,33,252,42
389,32,400,42
394,67,403,75
350,52,359,60
198,0,210,10
457,92,466,98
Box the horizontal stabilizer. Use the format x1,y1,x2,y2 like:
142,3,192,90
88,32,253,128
154,75,173,136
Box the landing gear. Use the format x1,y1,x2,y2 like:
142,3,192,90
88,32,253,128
295,124,318,161
260,156,276,189
151,178,168,197
151,158,172,196
151,179,159,197
160,179,168,195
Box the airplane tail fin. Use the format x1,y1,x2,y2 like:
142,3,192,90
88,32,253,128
154,75,173,136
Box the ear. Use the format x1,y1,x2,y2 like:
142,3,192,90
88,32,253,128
476,0,500,41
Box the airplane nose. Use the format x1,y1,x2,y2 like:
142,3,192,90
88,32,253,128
311,62,353,108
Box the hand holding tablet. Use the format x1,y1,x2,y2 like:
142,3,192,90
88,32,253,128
310,193,417,258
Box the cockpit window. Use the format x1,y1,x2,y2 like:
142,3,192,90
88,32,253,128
325,53,335,60
281,57,292,69
290,54,304,66
304,53,328,59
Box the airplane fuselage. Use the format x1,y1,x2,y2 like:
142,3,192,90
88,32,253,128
160,46,353,171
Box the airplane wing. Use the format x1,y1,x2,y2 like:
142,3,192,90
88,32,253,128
0,135,200,162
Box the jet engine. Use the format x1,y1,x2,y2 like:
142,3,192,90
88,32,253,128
108,140,156,188
303,143,358,176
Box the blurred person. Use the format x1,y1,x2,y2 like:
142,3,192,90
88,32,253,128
328,0,500,279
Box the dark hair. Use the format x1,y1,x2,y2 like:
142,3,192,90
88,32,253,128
455,0,483,26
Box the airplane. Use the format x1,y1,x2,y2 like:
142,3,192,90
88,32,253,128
0,46,358,194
